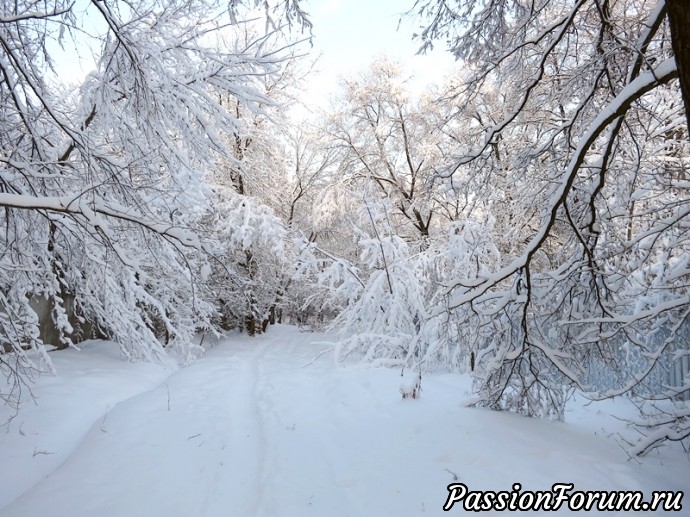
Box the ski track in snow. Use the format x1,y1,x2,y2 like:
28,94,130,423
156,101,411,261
0,326,688,517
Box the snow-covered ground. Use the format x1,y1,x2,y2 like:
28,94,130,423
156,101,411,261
1,325,688,516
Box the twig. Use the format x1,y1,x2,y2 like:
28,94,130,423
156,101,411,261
301,347,335,368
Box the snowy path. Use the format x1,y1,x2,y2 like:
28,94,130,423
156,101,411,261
1,326,688,516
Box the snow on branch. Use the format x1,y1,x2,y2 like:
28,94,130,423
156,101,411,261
0,192,201,249
445,58,679,310
0,6,70,23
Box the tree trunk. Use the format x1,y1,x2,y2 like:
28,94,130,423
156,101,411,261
667,0,690,133
245,314,257,336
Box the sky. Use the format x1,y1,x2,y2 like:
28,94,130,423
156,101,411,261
294,0,458,110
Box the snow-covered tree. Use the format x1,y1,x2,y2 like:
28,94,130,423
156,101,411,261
326,58,455,248
297,65,483,370
198,32,314,335
410,0,690,453
0,0,308,407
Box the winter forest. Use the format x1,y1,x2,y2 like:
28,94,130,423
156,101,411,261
2,0,690,509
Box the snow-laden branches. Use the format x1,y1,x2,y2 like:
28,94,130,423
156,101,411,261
0,0,307,410
0,192,201,249
445,58,678,309
405,0,690,454
228,0,312,32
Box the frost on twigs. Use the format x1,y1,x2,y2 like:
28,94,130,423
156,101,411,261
627,401,690,457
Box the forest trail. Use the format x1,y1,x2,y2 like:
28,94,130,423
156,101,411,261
0,326,688,517
0,328,375,516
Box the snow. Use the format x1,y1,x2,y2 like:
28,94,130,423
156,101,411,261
1,326,688,516
0,341,176,508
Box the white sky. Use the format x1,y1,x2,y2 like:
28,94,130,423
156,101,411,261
295,0,458,110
